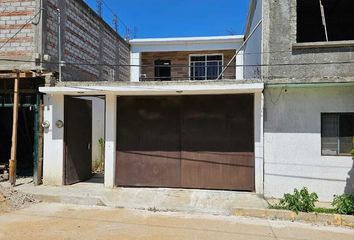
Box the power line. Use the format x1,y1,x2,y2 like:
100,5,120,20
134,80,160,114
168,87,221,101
96,0,103,17
2,58,354,68
126,46,354,60
101,0,129,30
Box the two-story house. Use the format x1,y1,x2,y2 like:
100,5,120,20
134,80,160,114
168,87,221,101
4,0,352,202
244,0,354,200
40,34,265,194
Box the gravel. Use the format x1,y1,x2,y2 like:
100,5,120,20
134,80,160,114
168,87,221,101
0,185,39,210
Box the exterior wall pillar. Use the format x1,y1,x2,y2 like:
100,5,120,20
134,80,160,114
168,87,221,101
43,94,65,185
236,50,244,80
130,52,141,82
254,92,264,194
104,94,117,188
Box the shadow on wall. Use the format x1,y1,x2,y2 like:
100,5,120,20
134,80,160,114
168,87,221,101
344,159,354,196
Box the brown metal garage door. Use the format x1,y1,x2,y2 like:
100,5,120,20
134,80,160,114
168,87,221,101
116,94,255,191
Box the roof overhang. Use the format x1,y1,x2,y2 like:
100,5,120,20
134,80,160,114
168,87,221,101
39,82,264,96
130,36,244,46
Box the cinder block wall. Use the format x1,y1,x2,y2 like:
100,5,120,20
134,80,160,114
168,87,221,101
0,0,39,71
0,0,130,81
262,0,354,82
141,50,236,81
43,0,130,81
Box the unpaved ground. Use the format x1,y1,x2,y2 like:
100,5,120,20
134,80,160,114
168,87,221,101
0,203,353,240
0,185,38,214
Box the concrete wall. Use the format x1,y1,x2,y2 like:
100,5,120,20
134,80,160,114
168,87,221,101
43,0,130,82
244,0,262,80
0,0,40,71
92,97,105,168
140,50,236,81
264,86,354,201
262,0,354,83
43,94,64,185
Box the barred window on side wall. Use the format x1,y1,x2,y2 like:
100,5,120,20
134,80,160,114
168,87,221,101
321,113,354,156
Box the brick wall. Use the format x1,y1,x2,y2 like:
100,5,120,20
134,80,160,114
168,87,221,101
0,0,130,81
0,0,39,70
140,50,236,81
43,0,130,81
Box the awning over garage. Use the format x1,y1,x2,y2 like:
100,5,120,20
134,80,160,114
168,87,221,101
39,82,264,96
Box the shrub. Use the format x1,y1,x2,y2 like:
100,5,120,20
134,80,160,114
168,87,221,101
332,194,354,215
278,187,318,213
313,207,337,214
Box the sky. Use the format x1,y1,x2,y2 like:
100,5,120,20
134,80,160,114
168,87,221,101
85,0,250,39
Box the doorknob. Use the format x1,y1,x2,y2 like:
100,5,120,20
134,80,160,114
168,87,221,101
88,143,91,150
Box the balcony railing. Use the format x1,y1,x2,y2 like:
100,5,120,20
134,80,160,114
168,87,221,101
139,64,237,82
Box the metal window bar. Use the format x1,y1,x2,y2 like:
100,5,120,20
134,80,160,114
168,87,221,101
190,60,223,80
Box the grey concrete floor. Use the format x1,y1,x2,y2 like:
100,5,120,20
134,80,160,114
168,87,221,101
1,178,268,215
0,203,353,240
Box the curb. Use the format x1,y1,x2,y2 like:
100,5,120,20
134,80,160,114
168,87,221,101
32,194,107,207
233,208,354,228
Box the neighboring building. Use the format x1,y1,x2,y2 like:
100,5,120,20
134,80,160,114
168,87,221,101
244,0,354,200
0,0,129,182
0,0,130,82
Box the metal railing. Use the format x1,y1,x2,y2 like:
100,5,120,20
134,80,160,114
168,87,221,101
139,64,237,82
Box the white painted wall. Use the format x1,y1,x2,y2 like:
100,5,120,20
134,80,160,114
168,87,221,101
92,98,105,169
236,50,244,80
130,38,243,53
130,52,140,82
264,86,354,201
78,97,105,169
104,94,117,188
244,0,262,79
43,94,64,185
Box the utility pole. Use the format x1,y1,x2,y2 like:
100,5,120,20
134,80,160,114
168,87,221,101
9,70,20,186
113,14,118,33
125,27,130,41
97,0,103,17
57,9,62,82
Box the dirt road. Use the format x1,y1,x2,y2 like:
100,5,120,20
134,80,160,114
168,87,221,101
0,203,353,240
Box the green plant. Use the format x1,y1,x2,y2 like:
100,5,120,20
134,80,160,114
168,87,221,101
332,194,354,215
313,207,337,214
278,187,318,214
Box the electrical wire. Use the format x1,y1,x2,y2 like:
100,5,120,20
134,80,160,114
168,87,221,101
1,58,354,68
101,0,130,30
0,10,42,51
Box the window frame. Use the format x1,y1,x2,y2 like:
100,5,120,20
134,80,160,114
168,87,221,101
321,112,354,157
189,54,224,81
295,0,354,44
154,59,171,81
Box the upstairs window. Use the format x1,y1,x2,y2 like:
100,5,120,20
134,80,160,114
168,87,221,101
321,113,354,156
190,55,223,80
297,0,354,43
154,60,171,81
